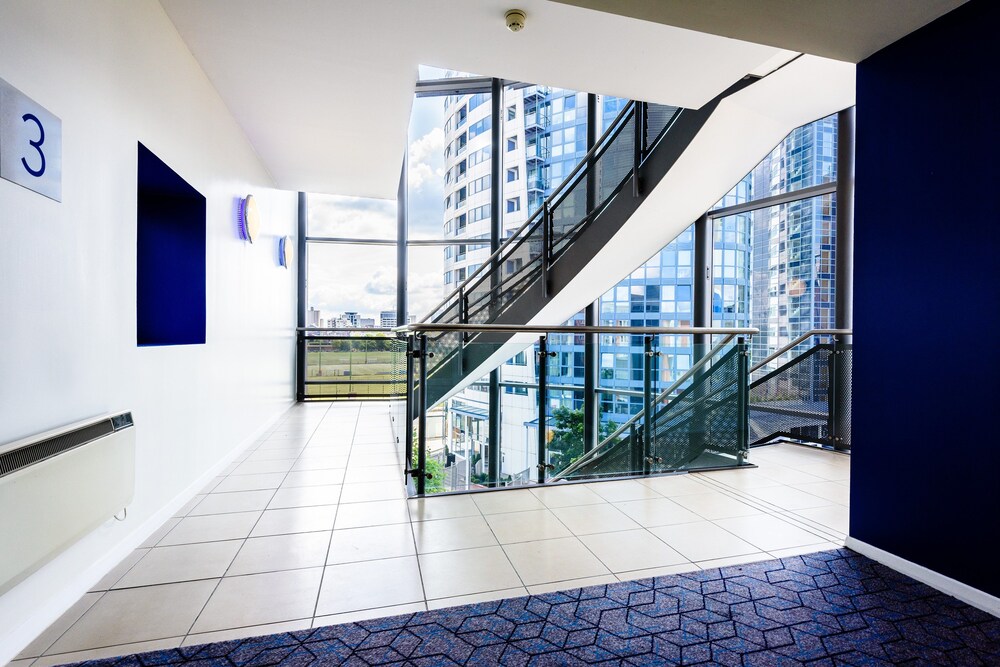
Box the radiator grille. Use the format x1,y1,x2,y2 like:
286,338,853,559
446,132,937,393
0,413,132,478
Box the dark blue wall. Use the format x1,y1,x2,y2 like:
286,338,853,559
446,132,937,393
852,0,1000,596
136,143,206,346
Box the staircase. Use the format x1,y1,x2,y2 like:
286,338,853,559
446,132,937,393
417,79,758,413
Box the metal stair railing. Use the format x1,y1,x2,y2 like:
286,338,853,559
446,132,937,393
748,329,852,450
551,331,753,481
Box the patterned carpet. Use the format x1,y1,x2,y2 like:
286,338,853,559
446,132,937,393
63,548,1000,666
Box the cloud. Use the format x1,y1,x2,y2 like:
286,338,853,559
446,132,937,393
408,127,445,192
308,194,396,238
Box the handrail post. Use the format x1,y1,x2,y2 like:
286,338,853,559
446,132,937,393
405,334,415,472
736,336,749,465
632,102,646,198
542,203,551,297
643,335,654,475
536,335,549,483
416,333,428,495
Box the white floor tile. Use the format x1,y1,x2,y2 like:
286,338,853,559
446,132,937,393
190,568,323,633
114,541,242,588
327,524,416,564
89,550,149,592
529,484,606,508
314,603,426,627
35,637,184,666
714,514,830,552
526,575,619,595
16,592,102,658
671,491,764,520
472,489,546,515
407,494,479,521
743,485,836,510
503,536,610,587
251,505,337,537
580,529,688,573
282,469,346,488
419,546,522,600
334,499,409,529
188,490,274,516
425,587,528,610
339,481,405,504
181,619,312,647
588,479,665,503
160,512,262,546
267,485,342,509
316,557,423,616
649,521,761,563
212,473,287,493
550,503,641,535
612,497,703,528
411,515,499,553
788,504,850,534
48,580,217,653
228,531,332,575
637,475,710,497
485,509,572,544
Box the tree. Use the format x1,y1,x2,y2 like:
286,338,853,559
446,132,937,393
546,406,618,472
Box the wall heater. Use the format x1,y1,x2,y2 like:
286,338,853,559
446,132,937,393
0,412,135,595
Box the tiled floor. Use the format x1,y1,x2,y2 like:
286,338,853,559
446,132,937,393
11,401,850,666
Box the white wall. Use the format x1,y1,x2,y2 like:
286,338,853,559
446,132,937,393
0,1,298,659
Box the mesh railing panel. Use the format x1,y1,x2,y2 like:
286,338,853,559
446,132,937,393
596,116,634,207
646,104,680,147
647,346,744,470
558,432,637,480
748,345,832,445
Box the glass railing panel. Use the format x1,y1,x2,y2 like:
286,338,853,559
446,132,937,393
303,334,406,400
417,337,539,493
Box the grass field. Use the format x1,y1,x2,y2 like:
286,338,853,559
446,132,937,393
304,347,404,398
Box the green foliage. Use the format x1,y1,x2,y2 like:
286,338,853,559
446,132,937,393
547,406,618,472
410,449,446,494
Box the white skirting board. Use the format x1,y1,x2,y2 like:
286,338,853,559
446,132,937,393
1,400,294,665
845,537,1000,618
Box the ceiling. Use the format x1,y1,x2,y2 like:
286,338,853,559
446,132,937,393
159,0,790,199
549,0,967,63
158,0,960,200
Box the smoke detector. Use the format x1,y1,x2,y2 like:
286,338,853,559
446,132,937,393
505,9,526,32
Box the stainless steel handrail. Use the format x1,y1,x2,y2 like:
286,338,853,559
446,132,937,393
298,327,397,333
749,329,852,373
419,102,638,323
553,332,749,480
397,324,759,336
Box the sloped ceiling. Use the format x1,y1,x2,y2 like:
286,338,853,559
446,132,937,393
159,0,794,198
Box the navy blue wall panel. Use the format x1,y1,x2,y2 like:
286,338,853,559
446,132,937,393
136,143,206,346
853,0,1000,596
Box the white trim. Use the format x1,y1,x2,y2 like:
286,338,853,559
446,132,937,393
1,401,293,665
846,537,1000,618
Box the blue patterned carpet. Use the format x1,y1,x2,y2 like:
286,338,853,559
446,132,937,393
63,548,1000,666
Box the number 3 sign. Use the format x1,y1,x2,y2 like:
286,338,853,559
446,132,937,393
0,77,62,202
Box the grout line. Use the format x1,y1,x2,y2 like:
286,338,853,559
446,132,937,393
182,402,332,642
309,403,361,620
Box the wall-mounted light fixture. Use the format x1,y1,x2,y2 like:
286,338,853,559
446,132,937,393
238,194,261,243
278,236,292,268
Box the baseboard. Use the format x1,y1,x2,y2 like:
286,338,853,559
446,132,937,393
845,537,1000,618
0,400,294,665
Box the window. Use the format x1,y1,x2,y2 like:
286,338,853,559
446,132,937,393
456,132,467,153
506,197,520,213
507,105,516,120
455,213,467,232
455,105,467,127
507,351,527,366
506,167,519,183
507,136,517,151
457,160,467,178
456,187,467,207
